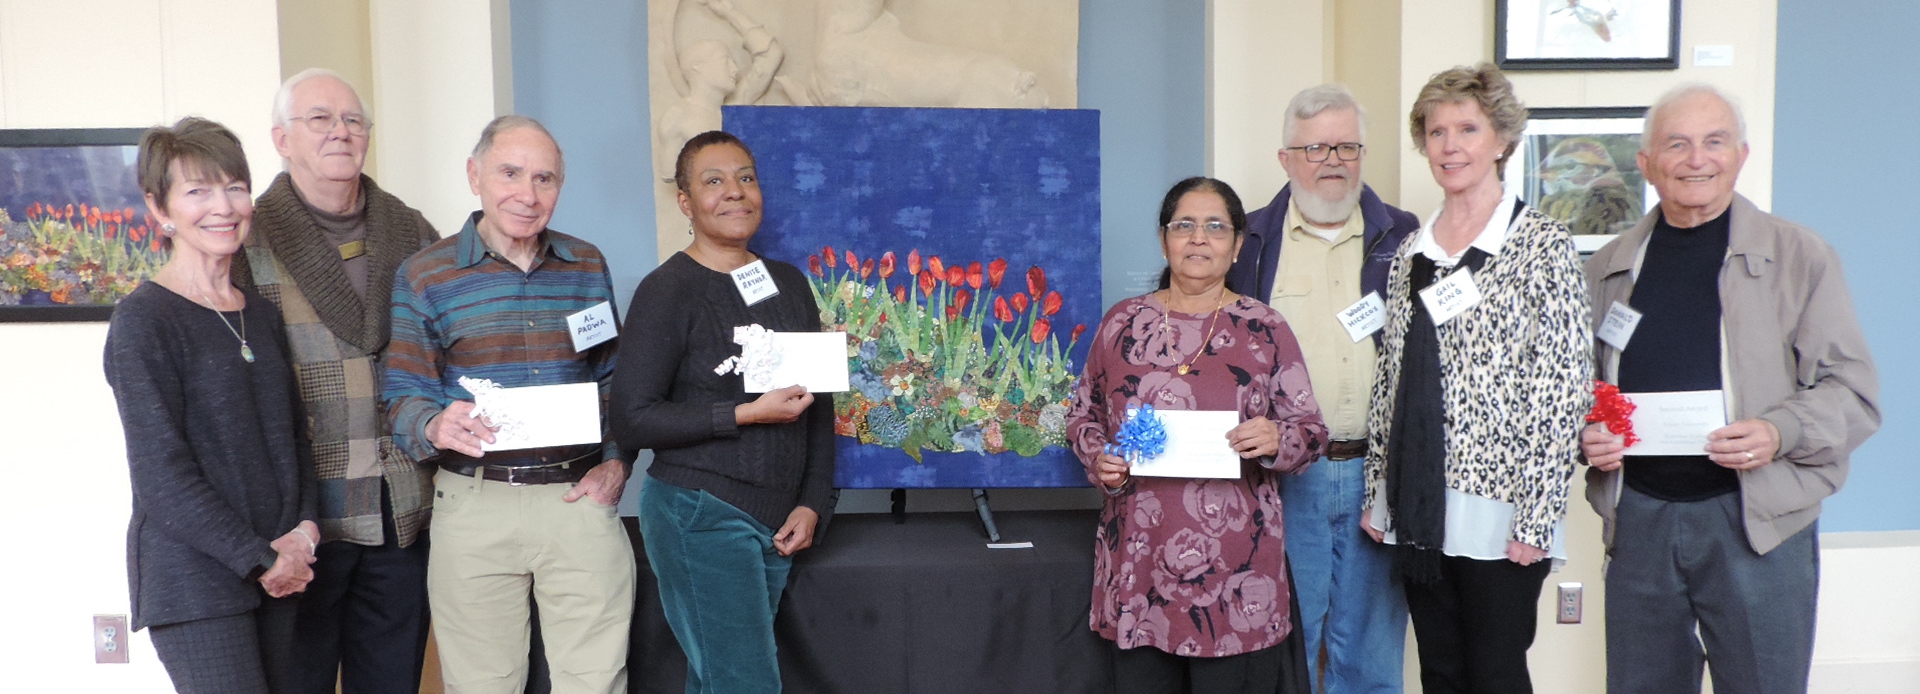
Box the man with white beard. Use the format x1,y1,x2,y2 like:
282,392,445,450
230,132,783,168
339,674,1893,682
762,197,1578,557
1227,83,1421,694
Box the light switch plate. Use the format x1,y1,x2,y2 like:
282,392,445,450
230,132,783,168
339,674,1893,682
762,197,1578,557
95,614,130,664
1556,583,1583,624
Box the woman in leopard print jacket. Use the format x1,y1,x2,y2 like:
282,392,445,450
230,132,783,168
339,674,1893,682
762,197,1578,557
1360,64,1593,694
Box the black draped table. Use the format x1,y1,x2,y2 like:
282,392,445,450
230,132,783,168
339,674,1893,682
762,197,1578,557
624,510,1114,694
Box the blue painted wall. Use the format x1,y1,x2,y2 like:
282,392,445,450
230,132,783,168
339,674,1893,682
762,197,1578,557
1775,0,1919,532
1082,0,1208,306
509,0,657,314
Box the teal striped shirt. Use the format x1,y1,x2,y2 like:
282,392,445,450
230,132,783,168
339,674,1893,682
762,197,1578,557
383,211,624,464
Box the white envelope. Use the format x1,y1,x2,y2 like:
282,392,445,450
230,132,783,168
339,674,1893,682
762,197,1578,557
744,332,851,393
475,382,602,452
1622,390,1728,457
1128,410,1242,479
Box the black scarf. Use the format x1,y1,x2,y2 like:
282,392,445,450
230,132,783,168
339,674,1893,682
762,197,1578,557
1386,246,1492,584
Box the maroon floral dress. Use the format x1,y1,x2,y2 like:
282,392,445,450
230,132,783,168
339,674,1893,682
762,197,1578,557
1066,293,1327,658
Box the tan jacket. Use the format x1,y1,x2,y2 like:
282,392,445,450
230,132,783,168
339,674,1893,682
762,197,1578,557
1584,194,1880,555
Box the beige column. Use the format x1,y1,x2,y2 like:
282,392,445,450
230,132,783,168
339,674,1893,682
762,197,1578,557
368,0,514,234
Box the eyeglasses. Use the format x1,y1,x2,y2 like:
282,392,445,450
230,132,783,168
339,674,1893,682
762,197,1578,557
1285,142,1364,163
298,112,372,136
1162,220,1235,240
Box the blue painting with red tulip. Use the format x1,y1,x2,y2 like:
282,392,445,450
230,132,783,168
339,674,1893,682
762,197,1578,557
727,105,1100,488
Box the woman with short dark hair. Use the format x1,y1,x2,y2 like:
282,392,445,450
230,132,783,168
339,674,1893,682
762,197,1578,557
611,130,836,694
105,116,318,693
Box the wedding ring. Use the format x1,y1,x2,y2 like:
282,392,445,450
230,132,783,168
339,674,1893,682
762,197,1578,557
1744,451,1755,462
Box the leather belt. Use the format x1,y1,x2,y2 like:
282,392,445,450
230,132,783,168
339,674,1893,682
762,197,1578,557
439,444,602,485
1327,439,1369,461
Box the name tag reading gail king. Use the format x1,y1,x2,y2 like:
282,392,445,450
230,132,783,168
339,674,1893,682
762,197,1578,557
566,301,617,352
1417,269,1482,325
732,259,779,306
1337,292,1388,342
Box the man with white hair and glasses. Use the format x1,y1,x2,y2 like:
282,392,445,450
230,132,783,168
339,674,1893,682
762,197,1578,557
1580,83,1879,694
233,68,440,694
1227,83,1421,694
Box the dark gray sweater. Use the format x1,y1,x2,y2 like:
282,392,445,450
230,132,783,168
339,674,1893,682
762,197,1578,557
611,252,836,531
104,282,316,629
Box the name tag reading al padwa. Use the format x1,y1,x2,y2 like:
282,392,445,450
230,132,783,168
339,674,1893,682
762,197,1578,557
566,301,617,352
732,259,780,306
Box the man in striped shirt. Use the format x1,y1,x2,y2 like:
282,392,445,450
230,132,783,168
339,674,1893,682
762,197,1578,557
383,115,635,693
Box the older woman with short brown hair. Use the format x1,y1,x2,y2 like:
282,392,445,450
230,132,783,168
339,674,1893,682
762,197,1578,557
1362,64,1592,694
105,117,318,693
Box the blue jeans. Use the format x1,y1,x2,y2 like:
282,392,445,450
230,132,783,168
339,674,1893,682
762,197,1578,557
639,478,793,694
1281,456,1408,694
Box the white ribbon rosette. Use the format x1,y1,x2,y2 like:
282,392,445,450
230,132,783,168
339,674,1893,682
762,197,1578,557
712,324,782,391
458,375,527,444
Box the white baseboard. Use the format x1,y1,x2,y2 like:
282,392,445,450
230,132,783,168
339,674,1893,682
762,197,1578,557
1809,659,1920,694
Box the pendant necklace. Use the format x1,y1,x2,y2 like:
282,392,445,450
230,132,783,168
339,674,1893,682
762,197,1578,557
199,290,255,363
1161,285,1229,375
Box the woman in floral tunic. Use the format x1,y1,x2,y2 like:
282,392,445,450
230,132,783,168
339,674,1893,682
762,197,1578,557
1067,177,1328,693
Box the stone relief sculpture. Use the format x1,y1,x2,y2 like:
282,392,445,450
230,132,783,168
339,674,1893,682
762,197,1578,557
654,0,784,179
780,0,1050,109
647,0,1077,260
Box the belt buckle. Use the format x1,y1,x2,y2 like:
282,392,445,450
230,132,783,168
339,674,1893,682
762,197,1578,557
501,465,533,486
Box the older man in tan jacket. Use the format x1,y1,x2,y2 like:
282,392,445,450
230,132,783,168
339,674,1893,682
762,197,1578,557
1580,84,1879,694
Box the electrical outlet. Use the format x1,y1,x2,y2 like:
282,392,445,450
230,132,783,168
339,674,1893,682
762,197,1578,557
1556,583,1583,624
95,614,130,664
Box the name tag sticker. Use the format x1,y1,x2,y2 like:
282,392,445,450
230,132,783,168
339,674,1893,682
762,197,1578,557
731,260,779,306
1417,268,1482,325
1597,301,1643,352
1337,292,1388,342
566,301,617,352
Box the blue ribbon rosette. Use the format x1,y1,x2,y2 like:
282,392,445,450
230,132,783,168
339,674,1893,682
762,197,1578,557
1106,404,1169,463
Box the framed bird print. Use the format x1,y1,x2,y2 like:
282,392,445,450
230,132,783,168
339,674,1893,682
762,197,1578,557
1496,0,1681,71
1501,107,1659,254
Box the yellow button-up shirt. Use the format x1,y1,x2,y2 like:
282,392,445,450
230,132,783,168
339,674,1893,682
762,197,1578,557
1266,203,1376,440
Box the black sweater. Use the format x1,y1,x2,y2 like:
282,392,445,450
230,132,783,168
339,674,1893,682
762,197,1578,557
104,283,316,629
1618,209,1738,501
611,253,836,531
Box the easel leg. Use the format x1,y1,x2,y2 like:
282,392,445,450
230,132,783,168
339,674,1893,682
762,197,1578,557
971,488,1000,543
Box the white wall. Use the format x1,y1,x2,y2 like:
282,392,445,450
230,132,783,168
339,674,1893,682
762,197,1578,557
366,0,512,234
0,1,282,689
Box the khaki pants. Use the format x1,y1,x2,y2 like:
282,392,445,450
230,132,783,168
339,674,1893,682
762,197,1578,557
427,468,636,694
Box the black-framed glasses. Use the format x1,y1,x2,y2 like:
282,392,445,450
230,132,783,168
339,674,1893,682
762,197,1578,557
1162,219,1234,240
1285,142,1364,163
299,112,372,136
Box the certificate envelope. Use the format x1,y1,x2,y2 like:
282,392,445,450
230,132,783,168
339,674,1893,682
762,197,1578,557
744,332,851,394
1130,410,1242,479
1622,390,1727,457
478,382,602,452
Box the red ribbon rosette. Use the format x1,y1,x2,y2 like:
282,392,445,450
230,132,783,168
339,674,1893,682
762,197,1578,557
1585,381,1639,447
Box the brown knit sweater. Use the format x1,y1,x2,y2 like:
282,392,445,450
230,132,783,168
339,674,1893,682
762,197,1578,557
237,173,440,547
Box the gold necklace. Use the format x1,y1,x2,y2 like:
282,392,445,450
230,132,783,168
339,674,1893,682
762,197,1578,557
199,290,255,363
1160,286,1229,375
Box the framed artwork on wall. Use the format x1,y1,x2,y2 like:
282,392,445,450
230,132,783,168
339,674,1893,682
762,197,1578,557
1503,107,1658,253
1496,0,1681,71
0,128,159,323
